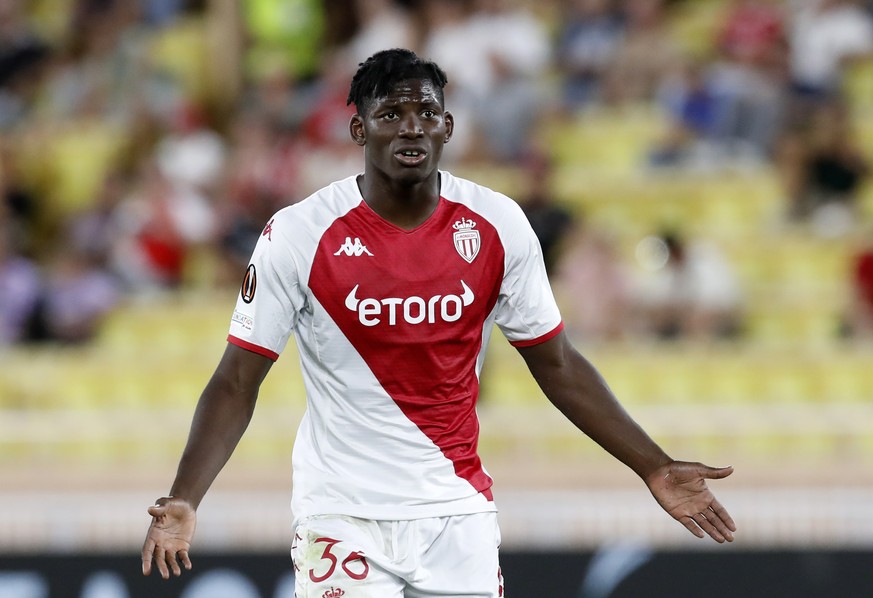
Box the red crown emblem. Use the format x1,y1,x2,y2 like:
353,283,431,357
322,588,345,598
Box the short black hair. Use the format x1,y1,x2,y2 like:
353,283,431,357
347,48,448,116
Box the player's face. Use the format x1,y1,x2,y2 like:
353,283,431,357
351,79,454,186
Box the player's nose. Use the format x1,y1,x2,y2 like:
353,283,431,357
398,113,423,138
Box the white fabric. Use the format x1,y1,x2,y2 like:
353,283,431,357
789,2,873,89
292,512,502,597
228,172,562,522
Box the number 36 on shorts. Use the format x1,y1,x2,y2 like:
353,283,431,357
292,533,370,584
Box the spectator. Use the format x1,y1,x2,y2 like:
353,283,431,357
338,0,416,70
422,0,550,162
787,0,873,100
140,0,186,28
67,170,128,270
0,0,46,85
555,0,624,110
632,230,743,341
518,151,574,276
466,0,551,161
774,1,873,234
419,0,485,162
293,51,362,193
649,58,724,169
777,97,869,233
706,0,788,163
216,112,304,283
40,0,150,125
0,141,39,251
842,240,873,338
0,216,40,345
241,64,300,131
0,0,50,130
554,221,633,342
603,0,684,106
154,102,226,198
28,243,120,344
110,160,216,290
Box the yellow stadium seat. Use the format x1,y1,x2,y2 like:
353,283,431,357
702,357,764,404
45,120,128,214
667,0,728,58
817,357,873,402
858,181,873,221
545,106,663,176
148,16,210,100
845,61,873,111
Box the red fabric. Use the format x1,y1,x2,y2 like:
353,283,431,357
137,197,185,281
228,334,280,361
308,198,505,499
510,322,564,348
718,5,783,64
139,233,185,276
855,251,873,306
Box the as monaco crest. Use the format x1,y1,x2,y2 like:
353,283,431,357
453,217,480,263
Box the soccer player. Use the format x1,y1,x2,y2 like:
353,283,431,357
142,48,736,596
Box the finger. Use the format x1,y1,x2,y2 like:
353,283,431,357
154,546,170,580
167,550,182,577
680,516,705,539
148,505,166,519
142,538,155,576
705,507,735,542
692,512,725,543
710,498,737,533
700,465,734,480
179,550,193,572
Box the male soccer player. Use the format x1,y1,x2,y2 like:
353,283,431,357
142,48,736,596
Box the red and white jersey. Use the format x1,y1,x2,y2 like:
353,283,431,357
228,171,563,522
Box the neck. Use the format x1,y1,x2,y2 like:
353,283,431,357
357,170,441,230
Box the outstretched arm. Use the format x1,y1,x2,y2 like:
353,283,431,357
142,343,274,578
516,331,735,542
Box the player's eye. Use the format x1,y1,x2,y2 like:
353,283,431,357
422,110,436,119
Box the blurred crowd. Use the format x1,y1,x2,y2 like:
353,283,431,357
1,0,872,347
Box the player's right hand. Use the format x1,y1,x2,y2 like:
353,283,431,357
645,461,736,543
142,496,196,579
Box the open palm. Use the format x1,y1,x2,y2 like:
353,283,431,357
646,461,736,543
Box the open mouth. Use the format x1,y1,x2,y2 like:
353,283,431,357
394,149,427,166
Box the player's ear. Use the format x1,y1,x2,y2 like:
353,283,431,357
443,111,454,144
350,114,366,146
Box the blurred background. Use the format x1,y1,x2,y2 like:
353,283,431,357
1,0,872,596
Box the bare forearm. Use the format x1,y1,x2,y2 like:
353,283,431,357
547,356,670,478
169,373,258,508
165,344,272,509
520,336,671,480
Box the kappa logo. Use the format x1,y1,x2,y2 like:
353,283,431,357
345,281,474,327
334,237,374,257
322,588,345,598
453,217,480,263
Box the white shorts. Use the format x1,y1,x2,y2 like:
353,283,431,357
291,512,503,597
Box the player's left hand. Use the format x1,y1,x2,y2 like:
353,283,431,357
645,461,736,543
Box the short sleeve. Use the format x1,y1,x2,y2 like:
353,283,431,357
493,205,563,347
227,217,304,360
